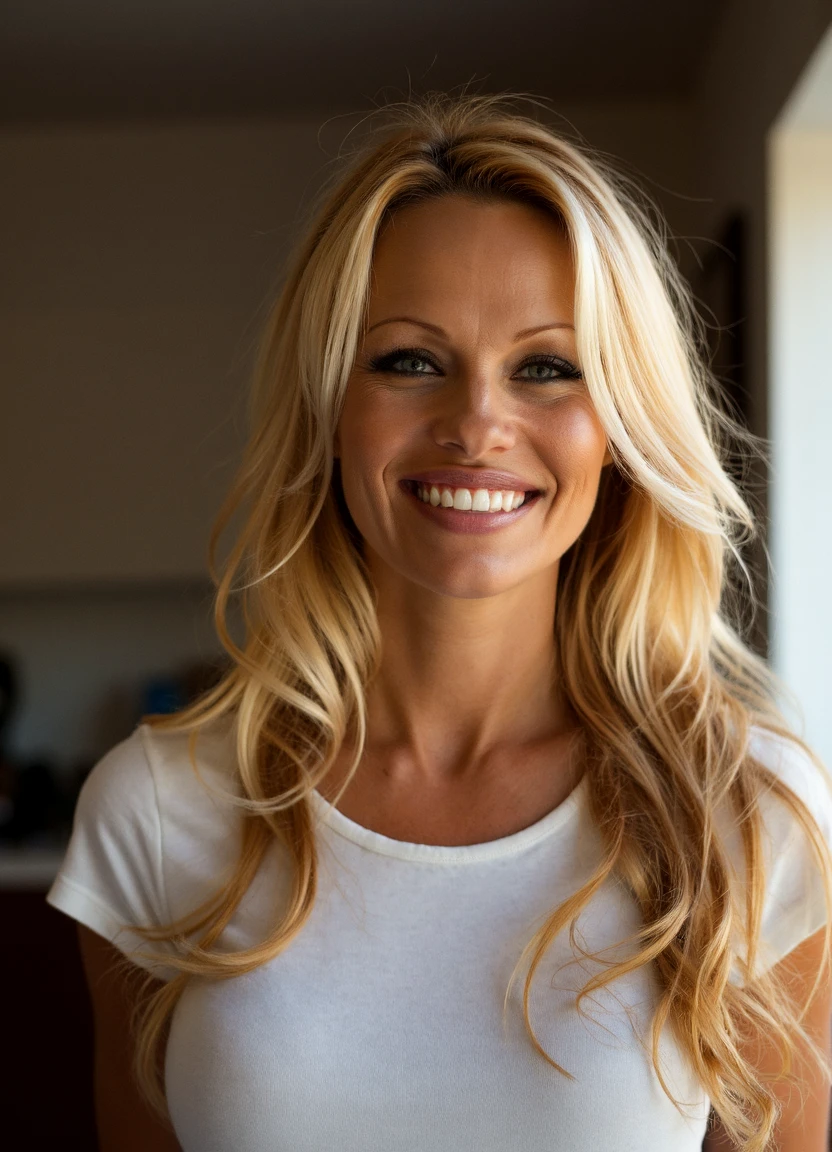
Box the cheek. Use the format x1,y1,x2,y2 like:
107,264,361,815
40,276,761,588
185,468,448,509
335,393,407,522
540,401,608,477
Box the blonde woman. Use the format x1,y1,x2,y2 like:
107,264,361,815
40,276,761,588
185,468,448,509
47,93,832,1152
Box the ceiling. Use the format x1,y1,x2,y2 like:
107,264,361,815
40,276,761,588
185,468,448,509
0,0,726,124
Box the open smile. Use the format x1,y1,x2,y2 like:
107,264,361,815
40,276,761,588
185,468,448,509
400,479,543,534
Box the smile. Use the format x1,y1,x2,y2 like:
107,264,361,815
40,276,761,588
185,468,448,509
401,480,542,534
415,482,526,512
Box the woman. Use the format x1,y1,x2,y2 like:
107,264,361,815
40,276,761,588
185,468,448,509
47,92,832,1152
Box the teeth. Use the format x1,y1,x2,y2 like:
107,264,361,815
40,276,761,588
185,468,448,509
414,483,528,512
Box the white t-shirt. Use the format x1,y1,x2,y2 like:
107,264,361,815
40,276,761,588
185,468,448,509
46,717,832,1152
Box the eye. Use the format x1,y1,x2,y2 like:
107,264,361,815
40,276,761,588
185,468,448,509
365,346,583,382
366,347,441,376
514,355,583,382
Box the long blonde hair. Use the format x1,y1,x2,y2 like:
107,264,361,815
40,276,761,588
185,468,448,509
118,91,832,1151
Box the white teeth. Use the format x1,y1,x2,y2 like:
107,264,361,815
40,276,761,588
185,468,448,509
415,483,529,512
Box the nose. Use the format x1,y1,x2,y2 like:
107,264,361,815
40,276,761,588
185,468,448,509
431,369,516,458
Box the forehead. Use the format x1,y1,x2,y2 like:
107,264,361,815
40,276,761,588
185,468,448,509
366,195,575,329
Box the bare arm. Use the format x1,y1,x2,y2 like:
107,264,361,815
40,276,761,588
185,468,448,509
702,925,832,1151
77,923,182,1152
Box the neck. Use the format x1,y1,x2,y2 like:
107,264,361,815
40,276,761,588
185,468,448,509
359,557,576,786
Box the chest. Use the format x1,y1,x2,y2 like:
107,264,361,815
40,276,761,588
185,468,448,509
164,853,710,1152
315,743,584,846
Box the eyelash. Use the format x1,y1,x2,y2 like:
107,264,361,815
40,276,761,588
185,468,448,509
366,345,583,382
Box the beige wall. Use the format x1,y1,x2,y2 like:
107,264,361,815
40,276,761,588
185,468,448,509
1,120,330,585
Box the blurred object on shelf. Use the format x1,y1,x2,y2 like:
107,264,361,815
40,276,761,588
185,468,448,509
138,657,228,719
0,653,15,833
142,674,186,716
0,651,20,839
0,651,16,736
0,759,64,846
0,650,67,848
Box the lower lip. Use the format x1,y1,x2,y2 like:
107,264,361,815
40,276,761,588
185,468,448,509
401,482,541,534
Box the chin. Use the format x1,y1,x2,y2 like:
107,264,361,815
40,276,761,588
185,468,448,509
405,557,530,601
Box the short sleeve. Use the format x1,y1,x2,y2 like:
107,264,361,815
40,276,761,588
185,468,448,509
45,726,179,981
728,727,832,986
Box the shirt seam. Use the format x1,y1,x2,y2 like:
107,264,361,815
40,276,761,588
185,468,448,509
50,871,133,931
311,785,585,865
138,723,174,928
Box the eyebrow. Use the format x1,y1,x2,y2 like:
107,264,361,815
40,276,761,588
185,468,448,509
365,316,575,339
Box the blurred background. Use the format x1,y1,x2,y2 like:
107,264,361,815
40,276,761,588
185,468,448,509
1,0,830,1145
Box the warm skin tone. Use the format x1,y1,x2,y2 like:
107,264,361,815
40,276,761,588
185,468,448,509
327,192,612,843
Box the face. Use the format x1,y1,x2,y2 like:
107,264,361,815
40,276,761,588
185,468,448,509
334,193,612,599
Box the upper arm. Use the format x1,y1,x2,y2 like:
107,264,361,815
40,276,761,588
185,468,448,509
78,923,182,1152
703,925,832,1151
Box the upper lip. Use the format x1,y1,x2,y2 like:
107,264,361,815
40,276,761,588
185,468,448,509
402,468,542,493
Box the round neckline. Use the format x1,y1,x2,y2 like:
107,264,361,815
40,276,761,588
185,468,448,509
309,773,588,864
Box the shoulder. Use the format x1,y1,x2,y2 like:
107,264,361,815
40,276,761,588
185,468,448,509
79,713,240,821
726,724,832,984
47,712,246,977
745,724,832,842
137,714,242,811
123,715,246,891
76,723,152,803
69,712,246,911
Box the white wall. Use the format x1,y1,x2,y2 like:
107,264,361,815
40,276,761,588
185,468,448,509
768,24,832,764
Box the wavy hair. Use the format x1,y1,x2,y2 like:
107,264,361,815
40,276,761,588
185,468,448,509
114,91,832,1152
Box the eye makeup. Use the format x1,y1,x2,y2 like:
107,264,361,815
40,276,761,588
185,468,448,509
365,345,583,382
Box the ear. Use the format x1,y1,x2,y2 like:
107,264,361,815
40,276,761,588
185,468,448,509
602,444,613,468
